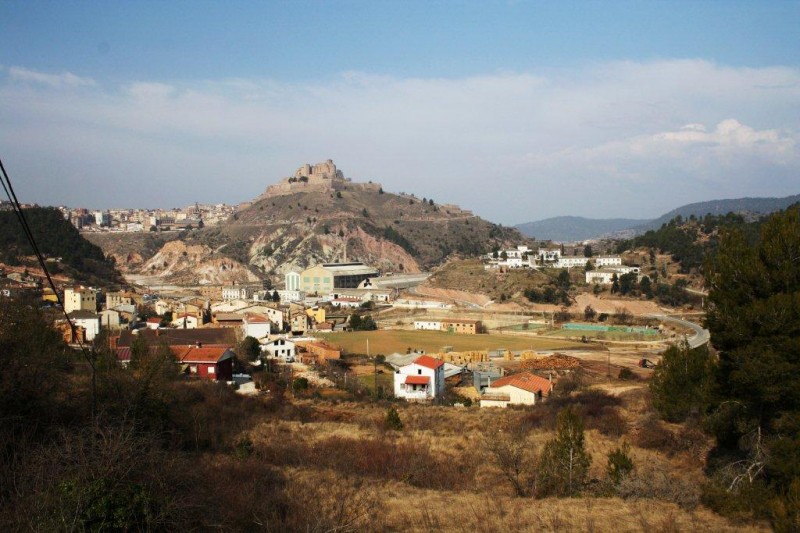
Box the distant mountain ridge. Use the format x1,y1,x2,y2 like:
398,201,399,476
516,194,800,241
515,216,649,243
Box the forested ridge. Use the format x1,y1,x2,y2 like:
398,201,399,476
0,207,122,285
648,204,800,529
616,211,765,273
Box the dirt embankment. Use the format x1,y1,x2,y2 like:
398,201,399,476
141,240,259,285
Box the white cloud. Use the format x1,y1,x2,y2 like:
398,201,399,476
1,60,799,221
7,66,96,88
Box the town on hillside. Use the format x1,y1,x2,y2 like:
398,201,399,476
2,198,707,406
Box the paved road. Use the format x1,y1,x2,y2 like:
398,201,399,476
649,314,710,348
372,273,430,289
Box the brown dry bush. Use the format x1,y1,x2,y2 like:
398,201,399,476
635,416,680,455
283,471,384,532
616,461,701,509
591,406,628,437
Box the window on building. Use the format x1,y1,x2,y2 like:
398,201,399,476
208,367,215,374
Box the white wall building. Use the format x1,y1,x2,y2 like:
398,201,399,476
242,313,271,340
222,285,254,301
594,256,623,267
68,311,101,341
480,372,553,408
414,320,442,331
393,355,446,401
285,271,301,291
555,256,591,269
64,287,97,314
585,266,642,285
261,338,296,361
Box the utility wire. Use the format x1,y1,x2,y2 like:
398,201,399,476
0,157,97,419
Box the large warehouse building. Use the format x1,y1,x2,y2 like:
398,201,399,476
299,262,379,293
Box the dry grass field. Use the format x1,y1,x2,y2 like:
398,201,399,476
318,329,589,356
244,384,769,532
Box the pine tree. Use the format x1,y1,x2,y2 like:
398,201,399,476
704,205,800,499
650,341,712,422
538,406,591,496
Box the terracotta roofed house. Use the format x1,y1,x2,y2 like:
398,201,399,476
480,371,554,408
394,354,446,401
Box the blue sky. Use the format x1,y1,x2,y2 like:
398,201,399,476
2,1,799,223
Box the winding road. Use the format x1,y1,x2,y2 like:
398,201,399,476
649,314,710,348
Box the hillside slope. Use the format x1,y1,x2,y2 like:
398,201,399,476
93,161,525,285
0,207,123,287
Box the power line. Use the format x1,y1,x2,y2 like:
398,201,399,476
0,157,97,419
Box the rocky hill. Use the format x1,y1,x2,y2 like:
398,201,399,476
92,160,524,285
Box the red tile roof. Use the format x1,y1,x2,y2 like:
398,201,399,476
490,372,553,395
176,346,234,363
405,375,430,385
414,355,444,369
244,313,270,323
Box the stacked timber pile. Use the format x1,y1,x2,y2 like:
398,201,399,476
520,354,581,370
431,350,488,365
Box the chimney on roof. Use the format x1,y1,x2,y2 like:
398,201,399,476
196,341,202,348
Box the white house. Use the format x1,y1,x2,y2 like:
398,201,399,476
242,313,271,340
594,256,623,267
276,289,304,302
261,337,296,361
538,248,562,262
555,256,591,269
480,372,553,408
67,310,101,341
414,320,442,331
394,355,446,401
586,266,642,285
222,284,254,301
99,309,121,330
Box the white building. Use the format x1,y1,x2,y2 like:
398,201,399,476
414,320,442,331
275,289,304,302
393,355,446,401
242,313,271,341
93,210,110,227
555,256,591,269
222,285,254,301
585,266,642,285
480,372,553,408
64,287,97,314
285,271,301,291
594,256,623,267
67,311,101,341
99,309,121,330
261,338,296,361
538,248,562,262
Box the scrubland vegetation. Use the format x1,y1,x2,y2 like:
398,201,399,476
0,292,766,531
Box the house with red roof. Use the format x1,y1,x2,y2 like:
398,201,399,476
115,341,235,381
480,371,554,408
393,354,445,401
175,345,235,381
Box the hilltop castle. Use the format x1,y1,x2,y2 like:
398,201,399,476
261,159,381,198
